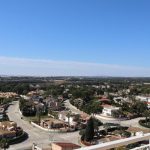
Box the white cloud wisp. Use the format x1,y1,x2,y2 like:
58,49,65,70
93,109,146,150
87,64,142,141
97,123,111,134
0,56,150,77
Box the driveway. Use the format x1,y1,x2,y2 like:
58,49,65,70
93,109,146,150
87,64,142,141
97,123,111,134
7,101,79,150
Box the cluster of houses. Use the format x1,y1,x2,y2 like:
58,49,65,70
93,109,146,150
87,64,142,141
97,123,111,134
21,87,150,120
40,111,90,131
0,92,18,99
20,91,65,116
0,91,24,140
97,94,150,118
0,92,19,121
0,121,23,139
20,90,91,131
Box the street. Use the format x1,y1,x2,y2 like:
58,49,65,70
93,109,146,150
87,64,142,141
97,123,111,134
64,100,148,128
6,100,149,150
7,101,79,150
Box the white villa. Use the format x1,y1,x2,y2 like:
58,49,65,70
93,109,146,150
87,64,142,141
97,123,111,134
102,105,120,117
136,96,150,108
58,111,75,126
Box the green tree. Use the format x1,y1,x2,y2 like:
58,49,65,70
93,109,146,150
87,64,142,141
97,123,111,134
112,110,123,118
91,101,103,115
36,106,42,125
19,98,26,111
143,110,150,125
85,117,95,142
0,138,9,149
132,101,148,116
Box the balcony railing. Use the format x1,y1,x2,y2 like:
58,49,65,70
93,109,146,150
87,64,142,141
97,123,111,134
76,133,150,150
131,144,150,150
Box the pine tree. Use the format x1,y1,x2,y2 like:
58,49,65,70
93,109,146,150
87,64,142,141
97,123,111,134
85,117,94,142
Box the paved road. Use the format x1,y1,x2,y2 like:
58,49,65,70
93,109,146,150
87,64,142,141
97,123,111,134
64,100,147,128
64,100,83,114
6,100,148,150
7,101,79,150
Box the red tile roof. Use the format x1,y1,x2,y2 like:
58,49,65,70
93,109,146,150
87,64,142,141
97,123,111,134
99,98,110,101
53,142,81,149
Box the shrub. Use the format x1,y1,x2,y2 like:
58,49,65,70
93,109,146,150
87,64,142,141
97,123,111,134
139,119,150,128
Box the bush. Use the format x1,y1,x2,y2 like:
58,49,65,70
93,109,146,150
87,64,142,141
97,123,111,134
99,130,107,136
121,131,131,138
126,142,140,149
79,129,85,136
9,132,28,145
81,134,85,141
139,119,150,128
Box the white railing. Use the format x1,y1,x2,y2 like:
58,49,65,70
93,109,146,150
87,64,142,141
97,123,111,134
76,133,150,150
131,144,150,150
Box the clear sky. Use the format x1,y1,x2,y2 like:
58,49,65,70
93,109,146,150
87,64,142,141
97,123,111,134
0,0,150,76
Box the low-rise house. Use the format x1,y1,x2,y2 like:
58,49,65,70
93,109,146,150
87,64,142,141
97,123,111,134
126,127,149,136
58,111,77,126
51,142,81,150
0,92,18,99
136,96,150,108
0,121,23,139
0,130,16,139
27,91,38,96
102,105,120,117
43,96,65,111
113,97,129,105
99,96,111,105
48,101,62,111
40,118,65,129
20,95,30,100
0,121,17,131
27,90,45,97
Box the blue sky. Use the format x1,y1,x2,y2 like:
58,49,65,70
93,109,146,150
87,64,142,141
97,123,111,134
0,0,150,76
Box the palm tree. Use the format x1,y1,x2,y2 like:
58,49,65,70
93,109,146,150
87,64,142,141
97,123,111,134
0,138,9,149
143,110,150,125
36,105,42,125
66,111,71,127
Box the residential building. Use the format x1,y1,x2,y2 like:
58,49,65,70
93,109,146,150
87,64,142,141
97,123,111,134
113,97,129,105
0,92,18,99
99,96,111,105
0,121,23,139
126,127,149,136
40,118,65,129
51,142,81,150
58,111,79,127
102,105,120,117
136,96,150,108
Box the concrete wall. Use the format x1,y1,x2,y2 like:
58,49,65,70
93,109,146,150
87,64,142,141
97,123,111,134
31,122,67,133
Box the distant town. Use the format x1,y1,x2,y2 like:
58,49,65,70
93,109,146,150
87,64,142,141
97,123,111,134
0,76,150,150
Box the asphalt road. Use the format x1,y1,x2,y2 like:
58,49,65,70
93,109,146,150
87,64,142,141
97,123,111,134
64,100,83,114
64,100,147,128
6,100,148,150
7,101,79,150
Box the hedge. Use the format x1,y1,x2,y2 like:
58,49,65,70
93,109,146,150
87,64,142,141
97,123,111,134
9,132,28,145
139,119,150,128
